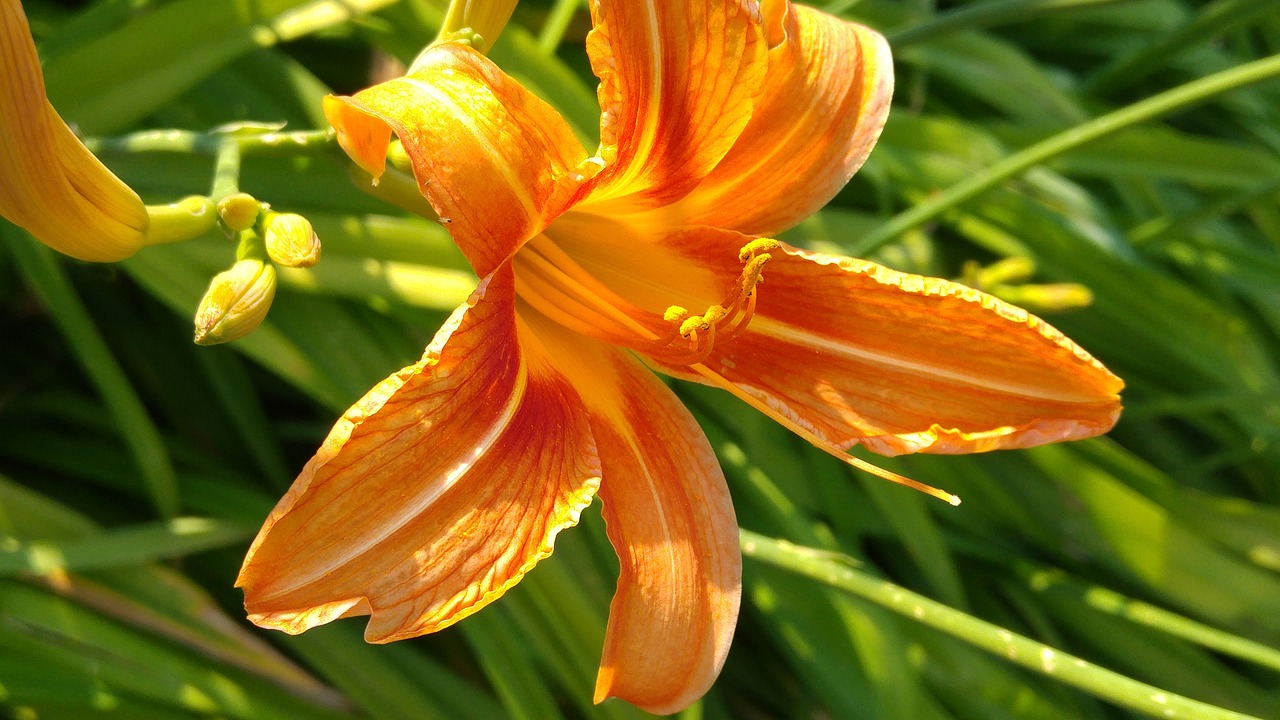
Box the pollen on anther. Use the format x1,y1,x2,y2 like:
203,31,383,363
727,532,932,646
739,238,780,261
703,305,728,324
664,306,689,323
679,316,711,337
742,254,773,291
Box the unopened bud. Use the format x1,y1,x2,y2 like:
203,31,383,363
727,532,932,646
386,140,413,175
263,213,321,268
193,259,277,345
217,192,261,233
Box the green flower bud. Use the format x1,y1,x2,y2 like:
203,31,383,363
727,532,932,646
386,140,413,176
193,259,277,345
263,212,321,268
217,192,261,233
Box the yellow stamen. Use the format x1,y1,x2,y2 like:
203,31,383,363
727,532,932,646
739,238,780,262
679,315,711,338
644,240,775,366
513,236,778,368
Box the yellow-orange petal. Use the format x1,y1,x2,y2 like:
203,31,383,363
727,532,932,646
619,235,1121,456
0,0,147,262
580,0,767,210
237,264,601,641
676,4,893,237
323,43,590,278
521,309,740,715
655,240,1123,456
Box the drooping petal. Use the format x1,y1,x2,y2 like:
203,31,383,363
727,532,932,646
581,0,768,209
676,241,1123,455
521,309,740,716
237,265,601,641
676,3,894,236
0,0,148,262
324,42,591,277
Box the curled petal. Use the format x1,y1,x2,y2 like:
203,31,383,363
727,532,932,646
522,310,740,715
677,4,894,236
324,43,590,277
582,0,767,209
0,0,147,261
237,265,601,641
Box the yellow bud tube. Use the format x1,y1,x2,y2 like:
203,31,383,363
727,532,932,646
0,0,148,262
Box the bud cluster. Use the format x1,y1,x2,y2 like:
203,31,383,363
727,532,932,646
193,206,323,345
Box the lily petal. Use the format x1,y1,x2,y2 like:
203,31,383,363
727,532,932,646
582,0,767,209
237,265,601,641
324,43,590,277
677,4,894,236
561,221,1122,456
522,310,740,715
689,242,1123,455
0,0,148,262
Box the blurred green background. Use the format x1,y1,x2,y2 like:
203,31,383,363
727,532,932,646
3,0,1280,718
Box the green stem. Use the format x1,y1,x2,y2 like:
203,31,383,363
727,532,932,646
854,53,1280,255
235,228,268,262
210,140,242,200
347,164,440,220
438,0,468,39
85,128,335,157
740,530,1262,720
1016,564,1280,673
143,196,219,246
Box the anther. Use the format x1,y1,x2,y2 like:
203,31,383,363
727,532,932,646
647,242,779,366
739,238,780,262
679,315,711,338
740,253,772,293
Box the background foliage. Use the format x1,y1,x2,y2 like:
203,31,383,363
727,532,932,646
3,0,1280,718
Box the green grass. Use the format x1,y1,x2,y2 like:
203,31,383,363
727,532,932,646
3,0,1280,718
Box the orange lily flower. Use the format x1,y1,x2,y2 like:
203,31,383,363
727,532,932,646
238,0,1123,713
0,0,149,262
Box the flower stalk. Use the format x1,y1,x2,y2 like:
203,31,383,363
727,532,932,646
436,0,518,52
143,196,220,247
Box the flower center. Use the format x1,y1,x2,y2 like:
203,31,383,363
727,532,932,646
513,234,777,366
